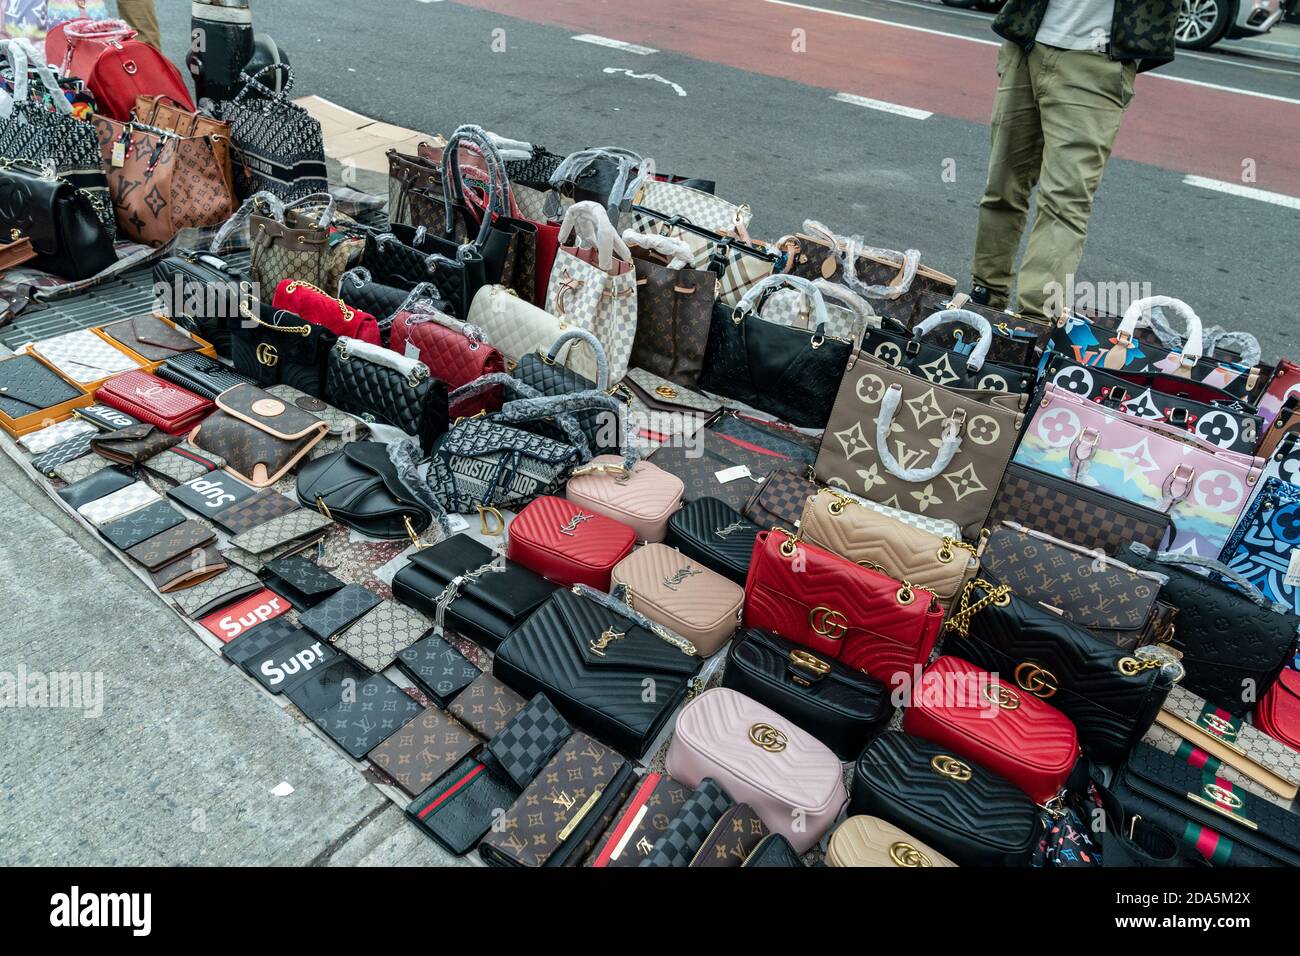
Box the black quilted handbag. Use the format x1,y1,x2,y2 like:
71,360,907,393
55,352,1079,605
942,579,1178,763
229,302,335,398
1111,744,1300,867
850,732,1040,867
337,268,415,333
513,329,621,457
698,276,853,429
325,337,448,453
664,497,761,586
1122,544,1299,716
362,224,491,321
493,585,702,757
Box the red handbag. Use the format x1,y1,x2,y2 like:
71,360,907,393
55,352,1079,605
902,656,1080,804
1259,360,1300,431
272,279,381,346
96,370,213,435
507,495,636,590
1256,668,1300,751
47,18,194,122
389,310,504,419
742,529,945,686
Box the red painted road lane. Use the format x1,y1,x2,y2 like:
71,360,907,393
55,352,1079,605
453,0,1300,196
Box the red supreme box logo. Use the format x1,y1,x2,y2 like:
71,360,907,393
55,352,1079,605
200,588,290,643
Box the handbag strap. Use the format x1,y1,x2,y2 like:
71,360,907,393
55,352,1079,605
875,383,964,483
557,201,632,273
209,190,287,254
231,63,296,108
736,274,829,331
440,124,513,246
1125,543,1290,614
801,219,920,302
0,39,72,117
581,583,699,656
1120,296,1202,369
914,309,994,373
545,327,611,392
623,230,694,270
548,147,646,222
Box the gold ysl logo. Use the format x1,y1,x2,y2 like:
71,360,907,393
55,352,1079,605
662,566,701,591
808,605,849,640
256,342,278,367
1014,661,1059,699
748,723,787,753
589,629,625,657
889,842,933,867
559,512,593,536
713,521,746,539
547,789,576,812
930,754,972,782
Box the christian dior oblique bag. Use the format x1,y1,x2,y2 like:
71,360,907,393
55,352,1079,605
815,350,1026,539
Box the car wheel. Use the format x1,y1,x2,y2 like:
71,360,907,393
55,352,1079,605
1176,0,1233,49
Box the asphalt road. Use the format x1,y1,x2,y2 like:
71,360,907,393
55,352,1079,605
159,0,1300,361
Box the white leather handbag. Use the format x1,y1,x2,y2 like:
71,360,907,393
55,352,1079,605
467,284,573,369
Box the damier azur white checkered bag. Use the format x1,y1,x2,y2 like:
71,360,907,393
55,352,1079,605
544,202,637,384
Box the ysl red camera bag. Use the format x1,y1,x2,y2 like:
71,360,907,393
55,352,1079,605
507,495,636,591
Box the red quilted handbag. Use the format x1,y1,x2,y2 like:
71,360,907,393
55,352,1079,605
742,529,945,686
389,310,504,419
47,19,194,122
902,656,1080,803
96,370,213,434
507,496,636,590
273,280,380,345
1256,668,1300,751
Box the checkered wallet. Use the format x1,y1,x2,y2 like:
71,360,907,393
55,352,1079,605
18,417,97,455
638,777,733,867
742,470,819,532
481,693,575,791
332,600,432,673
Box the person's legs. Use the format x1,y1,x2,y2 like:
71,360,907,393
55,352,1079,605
971,41,1044,310
116,0,162,50
1013,48,1135,319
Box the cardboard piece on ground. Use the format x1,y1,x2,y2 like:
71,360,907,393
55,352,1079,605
295,95,435,175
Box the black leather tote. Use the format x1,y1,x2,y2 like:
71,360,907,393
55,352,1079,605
0,163,115,281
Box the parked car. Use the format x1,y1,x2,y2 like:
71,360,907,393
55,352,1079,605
1177,0,1285,49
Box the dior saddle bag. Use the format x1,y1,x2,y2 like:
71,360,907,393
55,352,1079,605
902,655,1080,804
942,579,1179,763
295,441,434,543
189,383,329,487
493,585,703,757
743,529,946,687
1121,544,1298,717
610,543,744,657
826,816,958,868
721,628,892,761
391,533,556,650
664,497,762,586
507,495,637,591
799,487,978,612
850,732,1039,867
1110,743,1300,867
566,456,684,543
325,336,448,454
981,522,1175,649
860,309,1036,395
665,687,847,854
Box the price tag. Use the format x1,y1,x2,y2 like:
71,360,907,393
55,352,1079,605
110,141,126,168
1285,550,1300,588
403,341,421,362
714,465,752,484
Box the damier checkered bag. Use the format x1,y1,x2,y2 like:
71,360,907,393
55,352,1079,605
639,777,733,868
481,693,572,790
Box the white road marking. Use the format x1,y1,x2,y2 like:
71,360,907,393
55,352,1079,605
1183,175,1300,210
832,91,932,119
573,34,658,55
765,0,1300,105
603,67,686,96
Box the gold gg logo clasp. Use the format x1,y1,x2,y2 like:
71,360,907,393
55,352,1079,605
749,723,787,753
889,842,933,867
808,605,849,640
983,683,1021,711
1014,661,1059,699
930,754,972,782
256,342,279,367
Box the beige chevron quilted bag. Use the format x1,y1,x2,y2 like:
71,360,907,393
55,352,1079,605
826,816,957,868
611,543,744,656
798,488,978,611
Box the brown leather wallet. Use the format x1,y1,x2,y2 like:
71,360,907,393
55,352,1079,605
149,544,227,593
91,423,182,465
99,314,206,363
126,519,217,572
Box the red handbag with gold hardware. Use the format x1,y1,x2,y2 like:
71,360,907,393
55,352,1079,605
389,310,504,420
742,530,944,686
273,279,381,345
902,656,1080,804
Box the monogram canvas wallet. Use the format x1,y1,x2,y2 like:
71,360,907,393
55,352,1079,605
260,554,345,610
99,500,187,551
587,772,695,868
311,674,426,760
446,672,528,740
395,632,481,707
368,706,482,798
332,600,432,673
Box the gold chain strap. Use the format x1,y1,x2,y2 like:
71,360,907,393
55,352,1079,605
937,536,978,564
285,279,356,325
944,578,1012,637
240,302,311,336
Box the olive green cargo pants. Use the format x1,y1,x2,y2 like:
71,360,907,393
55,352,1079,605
971,41,1136,319
117,0,161,50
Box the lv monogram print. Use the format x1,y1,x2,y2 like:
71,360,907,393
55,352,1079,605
446,672,528,740
367,706,482,798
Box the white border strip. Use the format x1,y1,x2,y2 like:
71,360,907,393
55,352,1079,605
832,91,932,119
573,34,658,55
1183,175,1300,210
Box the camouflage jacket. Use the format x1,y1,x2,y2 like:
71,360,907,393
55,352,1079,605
993,0,1180,72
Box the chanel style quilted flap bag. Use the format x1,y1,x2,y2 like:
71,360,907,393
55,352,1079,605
743,529,946,687
825,815,957,868
981,522,1174,649
390,308,506,420
721,628,892,761
493,585,702,758
610,543,744,657
942,578,1179,763
850,732,1039,867
664,497,762,586
325,337,448,454
566,455,684,544
665,687,847,855
815,349,1027,540
189,383,329,487
799,487,978,611
902,656,1080,804
1122,544,1298,717
512,328,620,459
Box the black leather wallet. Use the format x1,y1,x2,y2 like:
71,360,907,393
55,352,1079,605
223,618,302,667
297,583,382,641
311,673,425,759
742,833,806,868
57,465,135,510
481,693,572,790
395,631,481,707
285,656,373,718
405,755,519,856
391,533,556,650
99,500,186,551
245,627,340,694
261,554,345,610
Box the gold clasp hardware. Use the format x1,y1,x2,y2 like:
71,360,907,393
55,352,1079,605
889,842,933,867
748,723,788,753
826,489,853,517
776,527,800,558
1118,656,1162,677
477,505,505,537
788,649,830,686
589,628,625,657
983,683,1021,711
1014,661,1059,698
315,496,332,520
654,384,678,399
808,605,848,640
403,515,427,550
930,754,972,782
1187,785,1257,831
